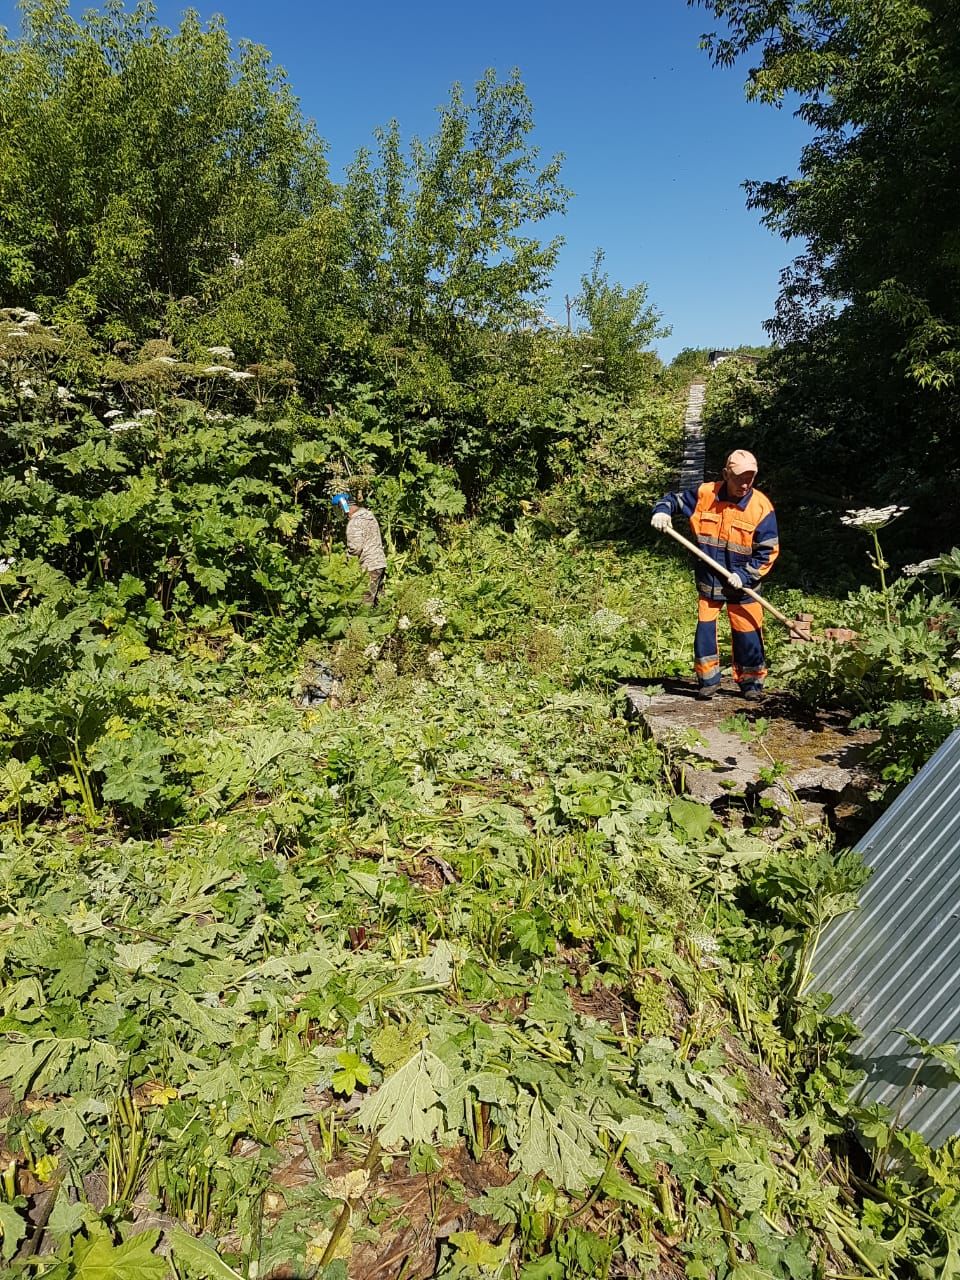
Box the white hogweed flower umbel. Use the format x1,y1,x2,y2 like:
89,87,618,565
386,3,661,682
689,930,720,954
902,559,940,576
591,607,628,635
840,505,909,529
423,597,447,627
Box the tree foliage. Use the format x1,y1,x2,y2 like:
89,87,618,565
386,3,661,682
0,1,672,548
342,69,570,344
575,249,670,399
0,0,331,338
693,0,960,536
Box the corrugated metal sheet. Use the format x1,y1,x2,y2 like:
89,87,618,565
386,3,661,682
810,728,960,1147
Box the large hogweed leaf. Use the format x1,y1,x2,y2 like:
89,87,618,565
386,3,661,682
0,1202,27,1261
355,1048,450,1147
510,1093,605,1192
87,726,170,811
71,1223,167,1279
169,1228,246,1278
612,1109,686,1164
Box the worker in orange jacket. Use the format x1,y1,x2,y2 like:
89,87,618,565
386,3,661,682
651,450,779,702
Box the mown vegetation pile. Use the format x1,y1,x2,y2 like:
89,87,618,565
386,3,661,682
4,503,960,1280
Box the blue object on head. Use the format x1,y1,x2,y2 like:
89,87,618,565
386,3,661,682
331,492,350,514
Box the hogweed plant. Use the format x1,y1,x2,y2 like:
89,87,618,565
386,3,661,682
901,558,941,578
840,504,909,625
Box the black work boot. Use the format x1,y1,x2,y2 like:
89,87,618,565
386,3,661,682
742,686,763,703
696,686,716,701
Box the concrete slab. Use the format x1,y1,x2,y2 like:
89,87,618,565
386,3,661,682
624,678,877,826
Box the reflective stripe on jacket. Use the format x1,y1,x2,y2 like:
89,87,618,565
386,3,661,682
653,481,779,601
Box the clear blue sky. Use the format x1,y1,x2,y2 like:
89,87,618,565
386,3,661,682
2,0,812,360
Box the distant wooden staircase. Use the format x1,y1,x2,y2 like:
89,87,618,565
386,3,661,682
678,380,706,489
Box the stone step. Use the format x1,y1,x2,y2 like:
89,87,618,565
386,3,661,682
622,679,877,828
678,381,706,490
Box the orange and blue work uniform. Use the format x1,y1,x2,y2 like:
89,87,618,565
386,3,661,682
652,481,779,693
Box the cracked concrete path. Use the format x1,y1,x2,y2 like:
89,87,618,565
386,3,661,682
624,678,877,827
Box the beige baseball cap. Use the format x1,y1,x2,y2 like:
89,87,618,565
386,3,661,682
725,449,758,477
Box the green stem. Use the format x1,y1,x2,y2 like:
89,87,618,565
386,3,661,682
849,1172,940,1230
318,1139,381,1269
872,530,892,627
875,1056,927,1178
69,742,97,823
563,1135,630,1224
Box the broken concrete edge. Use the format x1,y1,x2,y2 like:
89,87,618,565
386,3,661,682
622,681,878,830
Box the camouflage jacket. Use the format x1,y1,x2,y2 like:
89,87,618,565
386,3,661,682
345,507,387,572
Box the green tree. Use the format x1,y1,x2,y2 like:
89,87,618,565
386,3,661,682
694,0,960,385
575,249,669,399
341,69,571,348
0,0,332,338
0,8,631,528
693,0,960,539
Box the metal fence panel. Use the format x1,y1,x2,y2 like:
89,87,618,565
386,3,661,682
810,728,960,1147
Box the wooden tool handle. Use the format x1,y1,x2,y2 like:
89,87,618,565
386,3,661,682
660,523,810,642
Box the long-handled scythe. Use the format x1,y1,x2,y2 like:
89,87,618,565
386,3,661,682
659,524,813,643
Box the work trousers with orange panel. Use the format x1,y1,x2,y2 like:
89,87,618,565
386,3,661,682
694,597,767,692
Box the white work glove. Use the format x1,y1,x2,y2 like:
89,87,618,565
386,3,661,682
651,512,672,532
727,572,744,590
